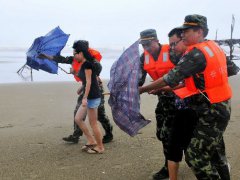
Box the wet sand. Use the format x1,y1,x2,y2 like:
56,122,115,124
0,75,240,180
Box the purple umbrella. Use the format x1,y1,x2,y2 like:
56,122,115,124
108,41,151,136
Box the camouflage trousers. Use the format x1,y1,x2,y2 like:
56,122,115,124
156,94,176,142
72,83,113,137
155,94,176,168
185,99,231,180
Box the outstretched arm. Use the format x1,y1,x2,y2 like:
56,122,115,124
38,53,54,60
139,77,167,94
38,54,74,64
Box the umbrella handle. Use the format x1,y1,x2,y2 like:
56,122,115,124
58,65,71,74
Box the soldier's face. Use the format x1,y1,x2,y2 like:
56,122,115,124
142,40,159,55
169,35,186,56
181,28,202,46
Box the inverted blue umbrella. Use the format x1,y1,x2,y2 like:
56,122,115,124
26,26,70,74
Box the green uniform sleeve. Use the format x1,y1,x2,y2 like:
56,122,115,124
52,55,74,64
163,48,207,88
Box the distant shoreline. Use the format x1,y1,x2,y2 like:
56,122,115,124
0,79,111,85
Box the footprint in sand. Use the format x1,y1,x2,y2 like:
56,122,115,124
0,124,13,128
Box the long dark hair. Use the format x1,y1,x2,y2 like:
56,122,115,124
72,40,94,61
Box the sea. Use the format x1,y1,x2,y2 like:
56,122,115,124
0,47,123,84
0,47,239,84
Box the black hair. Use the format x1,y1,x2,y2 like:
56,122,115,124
72,40,94,61
168,28,182,38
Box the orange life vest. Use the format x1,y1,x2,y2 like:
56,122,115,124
88,48,102,61
72,48,102,82
174,40,232,104
72,59,82,82
143,44,174,80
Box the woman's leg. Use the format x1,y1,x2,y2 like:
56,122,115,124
168,160,179,180
88,108,104,152
75,105,96,145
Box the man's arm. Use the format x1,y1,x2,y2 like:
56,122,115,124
140,48,207,94
38,53,74,64
164,48,206,88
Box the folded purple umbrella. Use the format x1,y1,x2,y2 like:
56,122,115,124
108,41,151,136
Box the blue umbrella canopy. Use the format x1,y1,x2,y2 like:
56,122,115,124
26,26,70,74
108,41,151,136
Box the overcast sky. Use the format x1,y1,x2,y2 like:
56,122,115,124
1,0,240,49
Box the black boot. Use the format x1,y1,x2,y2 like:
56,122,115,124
102,133,113,143
102,126,113,143
152,164,169,180
62,135,79,143
63,123,82,143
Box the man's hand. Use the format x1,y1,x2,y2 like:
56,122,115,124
139,86,145,94
148,89,162,95
70,68,76,75
38,53,53,60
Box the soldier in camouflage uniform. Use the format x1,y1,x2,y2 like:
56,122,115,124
39,41,113,144
139,29,177,180
140,15,232,180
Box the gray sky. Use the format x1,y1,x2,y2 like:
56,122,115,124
1,0,240,49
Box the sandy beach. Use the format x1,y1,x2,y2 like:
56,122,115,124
0,75,240,180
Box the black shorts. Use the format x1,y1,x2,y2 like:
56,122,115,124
166,109,198,162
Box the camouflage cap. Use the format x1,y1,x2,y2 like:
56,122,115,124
177,14,209,37
139,29,158,44
177,14,208,29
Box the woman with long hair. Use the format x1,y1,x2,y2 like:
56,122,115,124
73,40,104,154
